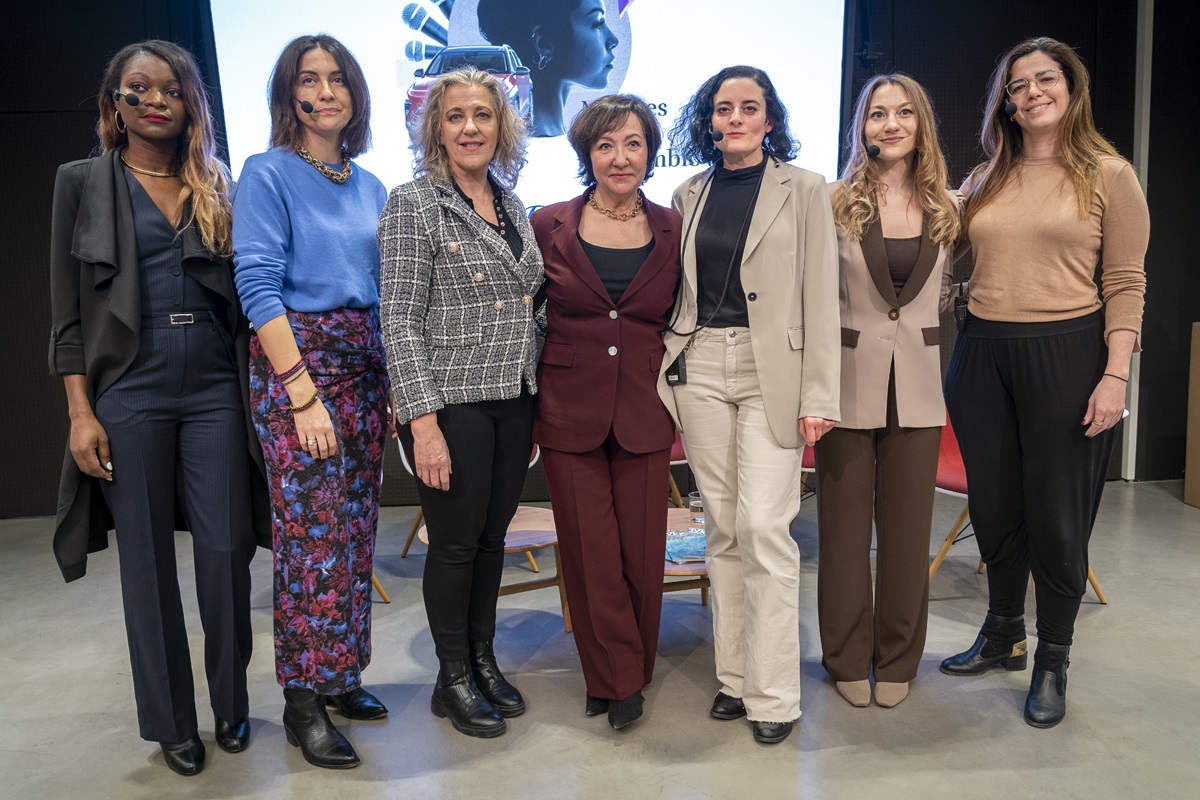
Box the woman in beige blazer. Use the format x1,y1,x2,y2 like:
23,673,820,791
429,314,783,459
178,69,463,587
816,74,962,709
658,65,840,745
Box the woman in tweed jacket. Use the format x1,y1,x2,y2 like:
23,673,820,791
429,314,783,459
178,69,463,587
378,68,543,739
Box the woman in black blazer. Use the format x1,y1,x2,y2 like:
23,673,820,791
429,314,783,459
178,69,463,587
48,40,266,777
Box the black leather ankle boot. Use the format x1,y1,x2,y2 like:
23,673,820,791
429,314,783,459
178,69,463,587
282,688,360,769
431,659,507,738
1024,642,1070,728
940,612,1028,675
469,641,526,717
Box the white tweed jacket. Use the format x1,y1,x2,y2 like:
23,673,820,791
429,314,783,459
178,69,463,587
378,175,544,425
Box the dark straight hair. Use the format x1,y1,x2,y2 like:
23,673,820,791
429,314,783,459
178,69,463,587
268,34,372,157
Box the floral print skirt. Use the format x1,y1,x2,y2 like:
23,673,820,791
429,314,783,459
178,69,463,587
249,307,389,693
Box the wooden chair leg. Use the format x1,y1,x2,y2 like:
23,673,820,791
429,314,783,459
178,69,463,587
401,507,424,558
700,584,709,607
371,573,391,604
668,472,684,508
524,551,540,573
929,503,971,579
977,560,986,574
1087,567,1108,604
552,543,571,632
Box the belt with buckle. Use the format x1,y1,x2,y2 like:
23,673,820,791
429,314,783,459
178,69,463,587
142,312,201,328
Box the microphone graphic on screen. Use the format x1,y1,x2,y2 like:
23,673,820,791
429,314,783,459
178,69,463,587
405,41,445,62
430,0,455,14
709,128,724,142
114,91,140,106
866,144,881,157
295,98,315,114
403,4,449,44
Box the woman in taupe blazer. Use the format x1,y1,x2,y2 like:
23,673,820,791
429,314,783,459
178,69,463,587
815,74,962,709
657,66,840,745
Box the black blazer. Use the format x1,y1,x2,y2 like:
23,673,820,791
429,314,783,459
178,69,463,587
48,148,270,582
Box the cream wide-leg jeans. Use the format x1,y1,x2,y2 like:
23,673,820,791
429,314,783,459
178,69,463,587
673,327,803,723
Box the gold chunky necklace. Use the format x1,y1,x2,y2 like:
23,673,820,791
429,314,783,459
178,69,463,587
120,153,177,178
297,147,352,184
588,189,642,221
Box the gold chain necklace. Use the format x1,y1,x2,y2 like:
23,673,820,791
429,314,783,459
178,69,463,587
120,153,177,178
588,190,642,221
297,147,352,184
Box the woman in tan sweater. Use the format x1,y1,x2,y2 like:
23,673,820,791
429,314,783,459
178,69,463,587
941,37,1148,729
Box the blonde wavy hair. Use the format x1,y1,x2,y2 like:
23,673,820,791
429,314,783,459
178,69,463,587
412,67,528,188
964,37,1122,229
832,73,959,246
98,40,232,257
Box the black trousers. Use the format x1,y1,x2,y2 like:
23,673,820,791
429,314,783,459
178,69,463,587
400,391,534,661
95,323,256,743
944,310,1116,646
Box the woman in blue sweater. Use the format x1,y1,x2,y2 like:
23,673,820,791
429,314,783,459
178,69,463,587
232,34,388,770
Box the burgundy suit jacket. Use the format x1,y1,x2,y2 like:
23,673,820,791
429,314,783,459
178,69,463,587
530,191,681,454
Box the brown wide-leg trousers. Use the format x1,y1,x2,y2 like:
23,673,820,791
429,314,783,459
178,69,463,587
814,376,940,683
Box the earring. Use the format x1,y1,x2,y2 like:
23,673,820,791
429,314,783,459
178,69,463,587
115,110,126,133
537,53,550,71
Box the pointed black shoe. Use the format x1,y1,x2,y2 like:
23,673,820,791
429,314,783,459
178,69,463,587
326,687,389,720
585,695,610,717
282,688,360,769
940,613,1028,675
710,691,747,720
752,720,794,745
607,691,644,730
214,717,250,753
1024,642,1070,728
469,641,526,717
160,735,205,776
431,659,507,738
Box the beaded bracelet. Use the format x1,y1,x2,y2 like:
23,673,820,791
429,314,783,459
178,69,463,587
1103,373,1129,383
282,366,309,387
278,358,307,383
292,389,320,412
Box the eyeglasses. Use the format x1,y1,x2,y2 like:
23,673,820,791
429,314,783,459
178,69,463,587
1005,69,1064,98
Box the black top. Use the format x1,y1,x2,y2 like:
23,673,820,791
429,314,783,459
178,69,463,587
577,232,654,305
454,173,523,261
126,170,219,321
884,235,920,295
693,158,767,328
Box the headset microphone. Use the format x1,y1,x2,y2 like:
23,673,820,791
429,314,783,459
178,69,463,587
114,91,140,107
709,128,724,142
866,144,880,158
296,98,315,114
1004,100,1018,117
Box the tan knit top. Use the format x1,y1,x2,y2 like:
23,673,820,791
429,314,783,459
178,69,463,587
966,155,1149,343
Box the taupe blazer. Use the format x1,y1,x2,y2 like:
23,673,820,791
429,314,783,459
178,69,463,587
828,181,958,430
657,159,841,449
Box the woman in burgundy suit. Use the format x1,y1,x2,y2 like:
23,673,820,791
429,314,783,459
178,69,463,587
530,95,681,730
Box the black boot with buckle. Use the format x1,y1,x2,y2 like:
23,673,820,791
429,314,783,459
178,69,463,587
469,640,526,717
940,612,1028,675
431,659,507,738
1024,641,1070,728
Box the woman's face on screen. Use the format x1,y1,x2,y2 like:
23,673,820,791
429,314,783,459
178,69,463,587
555,0,619,89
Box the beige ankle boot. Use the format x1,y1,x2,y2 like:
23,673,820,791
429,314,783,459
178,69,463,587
835,680,870,707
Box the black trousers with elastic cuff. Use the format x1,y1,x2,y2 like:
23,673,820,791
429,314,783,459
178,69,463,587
944,310,1116,646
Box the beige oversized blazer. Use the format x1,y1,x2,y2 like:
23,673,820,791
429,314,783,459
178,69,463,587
657,159,841,450
828,181,959,430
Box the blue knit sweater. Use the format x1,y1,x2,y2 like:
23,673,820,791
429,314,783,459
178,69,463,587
232,147,387,329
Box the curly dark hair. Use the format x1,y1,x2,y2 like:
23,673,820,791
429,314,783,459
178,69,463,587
669,65,797,165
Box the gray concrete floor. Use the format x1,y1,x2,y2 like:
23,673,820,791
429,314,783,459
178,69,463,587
2,480,1198,799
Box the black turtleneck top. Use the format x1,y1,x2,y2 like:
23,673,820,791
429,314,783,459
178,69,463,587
693,157,767,328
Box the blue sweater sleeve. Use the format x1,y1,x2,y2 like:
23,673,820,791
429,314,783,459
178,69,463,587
232,156,292,329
